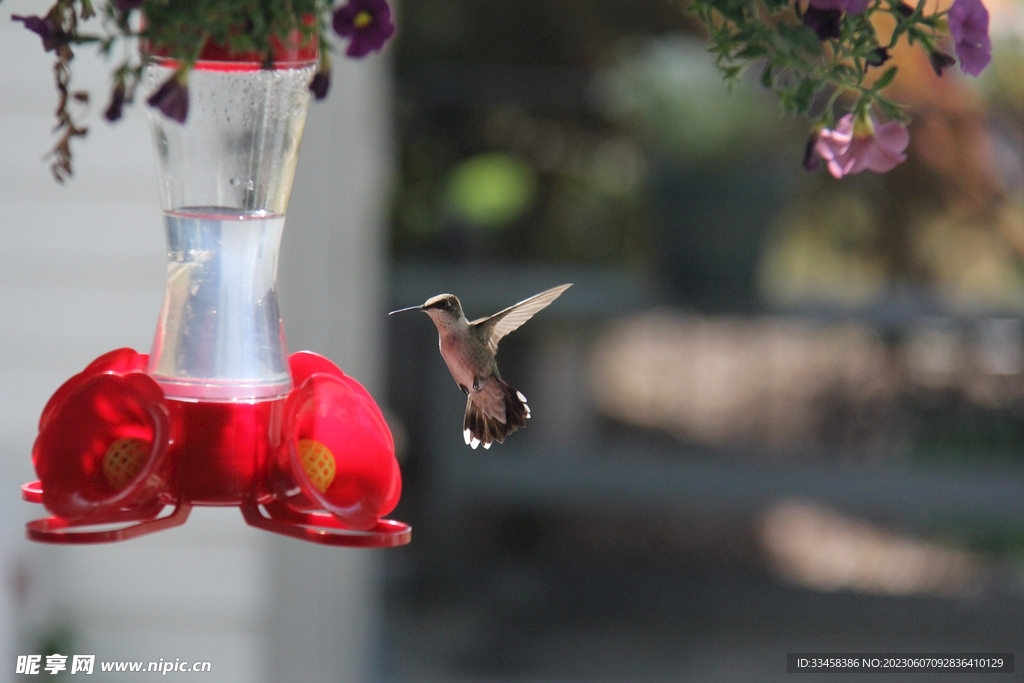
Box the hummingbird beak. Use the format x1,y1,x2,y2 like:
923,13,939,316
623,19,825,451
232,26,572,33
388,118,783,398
388,304,424,316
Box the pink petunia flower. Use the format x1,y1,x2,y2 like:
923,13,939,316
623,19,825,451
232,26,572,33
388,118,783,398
814,114,909,178
948,0,992,76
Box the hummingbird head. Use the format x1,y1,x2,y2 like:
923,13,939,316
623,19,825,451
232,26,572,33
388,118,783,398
389,293,465,329
419,293,465,328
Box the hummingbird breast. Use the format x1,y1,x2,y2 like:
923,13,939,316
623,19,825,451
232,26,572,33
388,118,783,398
439,328,494,391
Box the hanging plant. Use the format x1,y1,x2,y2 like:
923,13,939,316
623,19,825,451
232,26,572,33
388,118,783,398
9,0,395,181
11,0,992,180
689,0,992,177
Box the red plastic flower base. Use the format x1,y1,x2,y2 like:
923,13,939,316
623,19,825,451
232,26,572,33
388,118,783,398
22,349,410,547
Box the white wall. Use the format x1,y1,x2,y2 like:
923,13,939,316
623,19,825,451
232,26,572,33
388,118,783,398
0,6,392,682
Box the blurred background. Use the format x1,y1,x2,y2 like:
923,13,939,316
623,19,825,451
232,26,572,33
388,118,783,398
3,0,1024,680
382,0,1024,680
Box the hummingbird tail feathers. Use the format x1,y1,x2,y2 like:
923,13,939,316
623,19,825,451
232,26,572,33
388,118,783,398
463,381,530,449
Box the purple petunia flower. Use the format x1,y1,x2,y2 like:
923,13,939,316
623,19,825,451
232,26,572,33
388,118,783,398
807,0,870,16
113,0,144,12
309,70,331,100
804,132,822,172
147,73,189,123
814,114,909,178
865,46,891,67
803,7,842,40
333,0,395,58
104,83,127,123
12,14,59,50
948,0,992,76
929,49,957,76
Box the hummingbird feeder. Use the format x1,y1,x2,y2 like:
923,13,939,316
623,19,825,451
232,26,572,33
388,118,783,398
21,35,410,548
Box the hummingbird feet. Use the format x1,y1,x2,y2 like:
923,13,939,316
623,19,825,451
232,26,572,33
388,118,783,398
463,380,530,449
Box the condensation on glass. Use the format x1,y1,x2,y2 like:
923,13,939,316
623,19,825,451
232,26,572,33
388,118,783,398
146,59,316,401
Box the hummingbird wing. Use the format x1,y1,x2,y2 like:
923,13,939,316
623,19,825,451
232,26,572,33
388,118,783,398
470,283,572,355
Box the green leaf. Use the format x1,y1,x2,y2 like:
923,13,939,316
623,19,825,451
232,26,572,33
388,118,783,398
761,63,774,88
872,65,898,90
793,78,817,114
874,96,911,122
736,44,768,59
777,23,823,57
830,64,855,80
779,91,796,114
722,65,743,80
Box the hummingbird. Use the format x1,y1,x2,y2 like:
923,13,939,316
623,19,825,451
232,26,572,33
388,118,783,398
390,283,572,449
